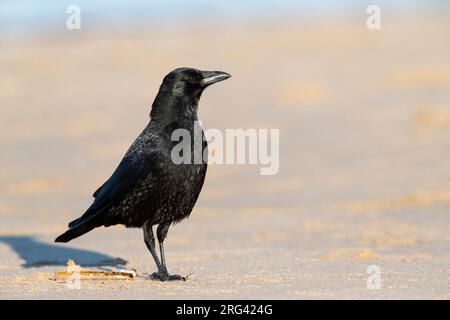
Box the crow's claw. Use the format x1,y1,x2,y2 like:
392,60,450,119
150,271,186,282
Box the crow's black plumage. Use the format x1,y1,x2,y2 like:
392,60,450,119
55,67,230,281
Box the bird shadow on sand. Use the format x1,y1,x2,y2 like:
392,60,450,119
0,236,127,268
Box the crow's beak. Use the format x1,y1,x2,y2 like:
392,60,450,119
201,71,231,87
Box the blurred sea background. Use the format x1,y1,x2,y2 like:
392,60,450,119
1,0,449,37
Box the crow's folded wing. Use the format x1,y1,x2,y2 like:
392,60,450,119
68,149,160,229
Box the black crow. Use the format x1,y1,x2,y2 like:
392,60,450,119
55,67,231,281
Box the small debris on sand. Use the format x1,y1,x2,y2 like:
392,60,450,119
51,260,135,281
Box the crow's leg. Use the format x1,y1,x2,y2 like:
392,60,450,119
143,221,164,273
150,222,185,281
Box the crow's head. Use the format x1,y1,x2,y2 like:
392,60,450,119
151,67,230,121
162,67,231,99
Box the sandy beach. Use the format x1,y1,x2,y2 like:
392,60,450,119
0,9,449,299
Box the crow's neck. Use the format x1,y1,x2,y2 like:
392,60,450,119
150,88,199,126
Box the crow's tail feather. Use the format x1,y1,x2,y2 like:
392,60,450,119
68,216,82,228
57,198,111,242
54,223,96,243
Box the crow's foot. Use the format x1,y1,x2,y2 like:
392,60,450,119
150,271,186,282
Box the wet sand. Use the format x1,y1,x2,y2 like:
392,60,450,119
0,13,450,299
